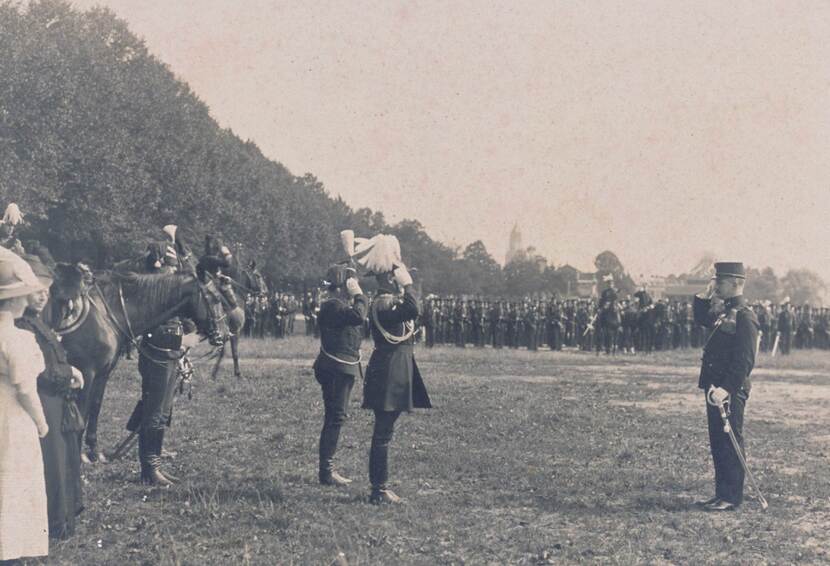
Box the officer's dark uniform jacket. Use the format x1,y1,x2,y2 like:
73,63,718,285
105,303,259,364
694,295,759,396
138,319,184,430
313,294,368,378
362,285,431,412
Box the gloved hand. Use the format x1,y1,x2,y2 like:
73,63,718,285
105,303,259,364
708,385,729,406
393,265,413,288
345,277,363,297
698,279,716,300
69,367,84,390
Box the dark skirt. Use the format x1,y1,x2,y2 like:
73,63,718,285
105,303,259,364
38,392,83,539
362,344,431,411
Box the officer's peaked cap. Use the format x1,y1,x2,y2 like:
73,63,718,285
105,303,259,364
713,262,746,279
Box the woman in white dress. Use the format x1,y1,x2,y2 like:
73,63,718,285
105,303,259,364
0,248,48,563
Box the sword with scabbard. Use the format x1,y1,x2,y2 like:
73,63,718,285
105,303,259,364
706,386,769,511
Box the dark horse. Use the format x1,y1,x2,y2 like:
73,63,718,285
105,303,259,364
595,302,622,355
45,265,230,461
203,236,251,377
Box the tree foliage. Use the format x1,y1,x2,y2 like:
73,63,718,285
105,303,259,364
2,1,823,301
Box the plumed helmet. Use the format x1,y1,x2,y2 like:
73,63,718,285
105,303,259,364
352,234,402,274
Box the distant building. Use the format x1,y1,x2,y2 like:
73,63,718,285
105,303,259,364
505,223,523,264
576,272,597,298
664,277,708,302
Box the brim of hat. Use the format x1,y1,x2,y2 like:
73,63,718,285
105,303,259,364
714,273,746,279
0,282,44,300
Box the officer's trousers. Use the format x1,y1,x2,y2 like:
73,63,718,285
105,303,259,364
316,369,355,474
369,410,401,489
706,391,746,505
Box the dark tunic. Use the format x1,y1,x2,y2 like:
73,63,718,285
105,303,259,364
693,295,758,395
362,286,431,412
16,311,84,539
313,293,368,379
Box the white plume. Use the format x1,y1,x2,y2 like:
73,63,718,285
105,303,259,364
352,234,402,274
2,203,23,226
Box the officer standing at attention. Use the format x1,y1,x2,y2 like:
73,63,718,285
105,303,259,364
693,262,759,511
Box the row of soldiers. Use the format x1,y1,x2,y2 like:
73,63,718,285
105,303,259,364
416,295,830,354
755,301,830,354
242,292,300,338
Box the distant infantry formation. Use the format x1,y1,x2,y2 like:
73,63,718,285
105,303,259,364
417,293,829,355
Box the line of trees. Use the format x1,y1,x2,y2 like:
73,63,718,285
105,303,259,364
1,1,825,303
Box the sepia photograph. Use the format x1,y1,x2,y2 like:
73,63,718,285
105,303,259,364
1,0,828,564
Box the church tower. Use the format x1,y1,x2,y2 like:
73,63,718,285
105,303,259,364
505,222,523,264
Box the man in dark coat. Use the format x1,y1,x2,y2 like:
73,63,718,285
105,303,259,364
312,264,367,486
362,265,431,504
693,262,759,511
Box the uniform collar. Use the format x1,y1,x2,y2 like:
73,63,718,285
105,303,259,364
724,295,746,310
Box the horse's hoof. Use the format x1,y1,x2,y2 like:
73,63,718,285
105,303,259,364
96,452,108,464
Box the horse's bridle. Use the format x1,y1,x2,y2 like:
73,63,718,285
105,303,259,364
86,274,228,355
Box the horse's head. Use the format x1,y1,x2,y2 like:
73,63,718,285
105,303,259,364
196,254,245,334
188,275,230,347
50,262,87,302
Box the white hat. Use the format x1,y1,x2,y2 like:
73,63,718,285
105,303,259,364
0,247,44,299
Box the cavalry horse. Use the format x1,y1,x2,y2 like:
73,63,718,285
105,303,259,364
203,236,254,377
595,300,622,355
46,262,230,462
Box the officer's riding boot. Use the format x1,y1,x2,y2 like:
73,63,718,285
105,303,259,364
368,446,400,504
319,428,351,486
140,429,174,487
153,429,180,484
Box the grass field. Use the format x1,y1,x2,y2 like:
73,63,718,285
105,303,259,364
38,336,830,565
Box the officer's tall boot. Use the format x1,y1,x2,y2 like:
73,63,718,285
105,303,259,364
368,439,400,505
319,426,351,486
153,428,180,483
139,429,174,487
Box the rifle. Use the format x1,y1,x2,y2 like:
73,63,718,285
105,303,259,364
583,313,598,337
771,331,781,357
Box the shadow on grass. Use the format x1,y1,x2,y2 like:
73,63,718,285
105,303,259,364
145,477,285,505
530,492,694,514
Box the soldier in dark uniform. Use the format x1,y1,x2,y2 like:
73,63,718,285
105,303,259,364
470,300,483,347
525,302,539,351
312,264,367,486
130,228,194,486
362,264,431,504
693,262,759,511
778,300,793,355
453,299,467,347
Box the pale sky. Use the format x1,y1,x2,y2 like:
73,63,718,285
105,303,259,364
69,0,830,280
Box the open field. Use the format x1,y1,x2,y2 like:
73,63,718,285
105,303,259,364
39,338,830,565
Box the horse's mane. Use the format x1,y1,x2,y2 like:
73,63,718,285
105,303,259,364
98,270,195,309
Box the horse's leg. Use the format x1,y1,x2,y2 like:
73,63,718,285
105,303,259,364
231,334,241,378
82,361,116,463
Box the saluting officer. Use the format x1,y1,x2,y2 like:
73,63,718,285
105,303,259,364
313,264,367,486
362,261,431,504
693,262,759,511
